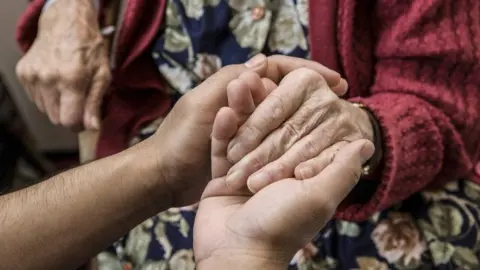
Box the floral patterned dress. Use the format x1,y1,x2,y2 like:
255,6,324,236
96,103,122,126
97,1,480,269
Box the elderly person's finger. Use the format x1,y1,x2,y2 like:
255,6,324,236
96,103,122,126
59,90,86,129
294,141,349,180
83,66,111,130
257,55,348,95
227,68,333,161
186,54,343,116
15,62,34,102
29,83,46,113
247,140,352,193
42,89,60,125
244,117,357,192
226,139,374,249
225,69,338,184
242,98,372,191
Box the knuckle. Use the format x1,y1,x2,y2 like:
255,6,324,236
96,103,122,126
319,100,342,122
302,136,320,158
15,62,31,83
62,64,87,83
245,154,265,172
38,72,58,85
238,124,262,149
280,122,301,145
328,149,336,164
15,61,25,77
334,113,351,129
274,161,290,176
268,94,286,120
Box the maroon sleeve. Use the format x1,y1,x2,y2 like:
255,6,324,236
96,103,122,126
16,0,45,52
336,0,480,221
16,0,108,52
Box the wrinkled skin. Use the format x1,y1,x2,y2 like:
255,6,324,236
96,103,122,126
193,70,374,267
151,55,347,206
16,0,110,130
224,68,374,193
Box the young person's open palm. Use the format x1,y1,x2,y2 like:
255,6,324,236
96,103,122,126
193,71,374,268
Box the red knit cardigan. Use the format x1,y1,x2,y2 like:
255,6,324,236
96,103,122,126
16,0,480,221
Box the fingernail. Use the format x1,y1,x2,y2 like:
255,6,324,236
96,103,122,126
226,170,245,185
360,142,375,163
247,172,269,193
90,116,101,130
245,54,266,68
299,166,314,179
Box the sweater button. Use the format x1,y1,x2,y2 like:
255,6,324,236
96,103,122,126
251,6,265,21
476,162,480,176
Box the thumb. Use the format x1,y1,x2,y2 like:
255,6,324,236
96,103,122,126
249,140,374,248
303,139,375,222
83,66,110,130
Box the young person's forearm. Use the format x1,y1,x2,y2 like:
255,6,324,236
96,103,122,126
0,139,170,270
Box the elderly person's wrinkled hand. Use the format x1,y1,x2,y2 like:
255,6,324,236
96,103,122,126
150,55,346,206
194,102,374,268
16,0,110,130
224,67,374,193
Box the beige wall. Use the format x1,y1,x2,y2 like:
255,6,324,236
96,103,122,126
0,0,77,151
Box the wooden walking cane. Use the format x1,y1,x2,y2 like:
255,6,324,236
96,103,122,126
78,0,123,163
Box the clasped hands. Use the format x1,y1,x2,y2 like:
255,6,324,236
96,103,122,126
189,55,375,268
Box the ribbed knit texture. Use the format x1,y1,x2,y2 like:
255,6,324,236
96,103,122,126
17,0,480,221
311,0,480,221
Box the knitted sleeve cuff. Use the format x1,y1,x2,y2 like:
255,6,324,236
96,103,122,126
335,93,448,221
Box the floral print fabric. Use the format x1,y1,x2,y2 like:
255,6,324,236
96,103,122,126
152,0,309,94
97,0,480,269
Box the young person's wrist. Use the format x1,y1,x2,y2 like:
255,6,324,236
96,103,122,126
125,138,174,212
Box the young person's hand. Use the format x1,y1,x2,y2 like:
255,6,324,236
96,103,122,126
194,76,374,268
150,55,346,207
